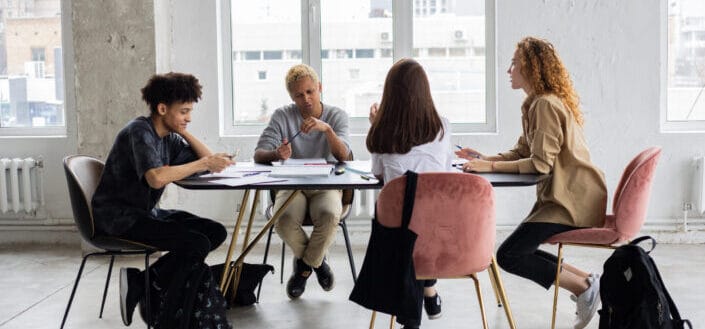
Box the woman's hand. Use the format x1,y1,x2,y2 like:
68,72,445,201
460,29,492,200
462,159,493,173
369,103,379,124
455,147,485,160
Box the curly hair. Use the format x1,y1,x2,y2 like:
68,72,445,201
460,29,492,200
516,37,583,125
285,64,320,94
141,72,202,114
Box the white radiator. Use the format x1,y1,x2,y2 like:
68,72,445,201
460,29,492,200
0,157,43,214
252,189,378,219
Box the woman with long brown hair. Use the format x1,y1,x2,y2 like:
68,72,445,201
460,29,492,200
367,58,453,329
457,37,607,329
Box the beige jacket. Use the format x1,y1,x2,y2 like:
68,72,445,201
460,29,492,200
497,94,607,227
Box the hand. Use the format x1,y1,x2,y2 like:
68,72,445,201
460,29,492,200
300,117,330,134
461,159,493,173
369,102,379,124
277,138,292,160
455,147,484,160
214,152,237,163
203,154,234,173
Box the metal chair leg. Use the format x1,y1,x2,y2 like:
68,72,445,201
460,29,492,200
256,225,276,302
551,244,564,329
99,255,116,318
471,274,489,329
144,252,152,329
489,256,516,329
280,239,286,284
60,253,93,329
340,220,357,281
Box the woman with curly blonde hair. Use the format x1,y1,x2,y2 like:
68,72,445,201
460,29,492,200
457,37,607,329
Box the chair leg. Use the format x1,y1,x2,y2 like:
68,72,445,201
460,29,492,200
340,220,357,281
99,255,116,318
487,268,502,307
144,252,152,329
551,243,564,329
256,225,276,302
470,274,489,329
369,310,377,329
280,240,285,284
60,253,93,329
389,315,395,329
489,256,517,329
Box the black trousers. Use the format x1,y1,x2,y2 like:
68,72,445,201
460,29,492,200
119,209,227,299
496,222,577,289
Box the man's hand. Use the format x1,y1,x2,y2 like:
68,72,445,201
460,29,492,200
277,138,292,160
300,117,331,134
202,154,235,173
369,103,379,124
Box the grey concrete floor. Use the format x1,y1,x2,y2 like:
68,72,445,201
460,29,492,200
1,242,703,329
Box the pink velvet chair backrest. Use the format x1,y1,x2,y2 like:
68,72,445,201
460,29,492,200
610,147,662,240
376,172,496,278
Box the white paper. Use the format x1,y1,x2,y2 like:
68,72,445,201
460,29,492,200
273,158,328,166
209,176,286,187
268,165,334,177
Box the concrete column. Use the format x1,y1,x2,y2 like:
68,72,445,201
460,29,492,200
69,0,156,158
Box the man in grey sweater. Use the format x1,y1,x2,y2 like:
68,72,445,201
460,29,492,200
254,64,350,299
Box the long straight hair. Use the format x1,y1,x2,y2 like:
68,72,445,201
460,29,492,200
366,58,444,154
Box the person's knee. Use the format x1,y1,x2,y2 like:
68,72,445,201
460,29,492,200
496,241,520,273
210,223,227,250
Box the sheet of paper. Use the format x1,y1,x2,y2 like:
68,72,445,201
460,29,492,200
273,158,328,166
209,176,286,187
344,160,373,174
268,165,334,177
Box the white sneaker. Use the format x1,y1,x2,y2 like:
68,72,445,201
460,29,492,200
573,275,601,329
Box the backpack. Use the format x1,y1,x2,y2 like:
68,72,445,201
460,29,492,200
598,236,692,329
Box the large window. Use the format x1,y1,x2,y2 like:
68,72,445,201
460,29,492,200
664,0,705,131
0,0,65,135
222,0,494,135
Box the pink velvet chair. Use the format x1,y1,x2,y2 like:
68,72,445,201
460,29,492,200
544,146,662,329
369,172,516,329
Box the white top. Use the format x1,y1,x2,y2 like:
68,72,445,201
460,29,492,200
371,118,454,182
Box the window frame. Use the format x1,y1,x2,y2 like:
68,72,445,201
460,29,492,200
219,0,496,137
0,0,69,138
660,0,705,133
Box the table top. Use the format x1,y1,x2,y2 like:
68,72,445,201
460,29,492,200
174,162,548,190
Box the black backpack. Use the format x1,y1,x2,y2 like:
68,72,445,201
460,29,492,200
598,236,692,329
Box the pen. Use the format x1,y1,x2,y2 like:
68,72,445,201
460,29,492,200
284,131,302,145
360,174,376,181
455,144,481,159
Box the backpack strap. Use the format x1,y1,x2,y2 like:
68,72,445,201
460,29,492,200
630,235,657,254
401,171,419,229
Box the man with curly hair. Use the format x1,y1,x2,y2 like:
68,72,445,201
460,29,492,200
92,72,234,327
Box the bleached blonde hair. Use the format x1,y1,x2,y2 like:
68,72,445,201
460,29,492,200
285,64,320,94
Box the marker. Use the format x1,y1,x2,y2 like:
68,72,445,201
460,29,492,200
455,145,481,159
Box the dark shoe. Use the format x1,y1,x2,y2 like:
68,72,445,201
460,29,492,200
313,258,335,291
401,325,420,329
286,258,311,299
424,293,442,319
120,267,141,326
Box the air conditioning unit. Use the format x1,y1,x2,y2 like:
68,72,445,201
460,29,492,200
454,30,466,41
24,61,45,78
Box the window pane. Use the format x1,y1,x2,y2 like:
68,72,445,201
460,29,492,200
1,0,64,129
321,0,393,118
413,1,485,124
231,0,301,124
668,0,705,121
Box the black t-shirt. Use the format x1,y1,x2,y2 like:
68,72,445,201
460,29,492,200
91,116,197,236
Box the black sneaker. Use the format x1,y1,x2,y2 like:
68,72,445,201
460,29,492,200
401,325,420,329
286,258,312,299
313,258,335,291
119,267,141,326
424,293,442,319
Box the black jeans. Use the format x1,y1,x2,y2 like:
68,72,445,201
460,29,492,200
496,222,577,289
119,209,227,296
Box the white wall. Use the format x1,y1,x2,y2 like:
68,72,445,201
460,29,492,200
3,0,703,243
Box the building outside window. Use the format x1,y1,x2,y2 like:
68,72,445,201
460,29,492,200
223,0,493,134
0,0,64,134
665,0,705,131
